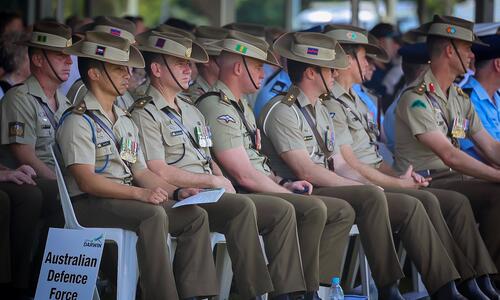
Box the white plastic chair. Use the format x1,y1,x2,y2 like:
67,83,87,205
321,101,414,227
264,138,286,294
51,144,139,300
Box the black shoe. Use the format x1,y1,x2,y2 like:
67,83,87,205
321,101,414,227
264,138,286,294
458,278,489,300
477,275,500,300
432,281,467,300
378,282,405,300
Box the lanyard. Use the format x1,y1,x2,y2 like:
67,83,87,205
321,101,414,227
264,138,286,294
230,101,258,150
162,108,211,163
85,111,120,151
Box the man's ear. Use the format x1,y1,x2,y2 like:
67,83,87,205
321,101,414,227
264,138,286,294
494,58,500,73
233,60,242,76
87,67,101,81
30,52,44,68
444,43,455,59
304,66,316,80
150,62,162,78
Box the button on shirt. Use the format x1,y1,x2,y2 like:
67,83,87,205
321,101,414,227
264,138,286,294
0,75,71,167
258,86,335,179
459,76,500,161
131,85,212,174
196,80,272,179
56,92,147,196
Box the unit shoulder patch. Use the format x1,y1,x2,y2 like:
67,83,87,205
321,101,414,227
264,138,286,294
410,99,427,109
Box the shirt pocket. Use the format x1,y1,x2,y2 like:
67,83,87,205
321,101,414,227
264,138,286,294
95,139,113,158
36,116,53,138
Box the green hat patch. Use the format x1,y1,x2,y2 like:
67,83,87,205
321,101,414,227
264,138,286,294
235,44,248,54
411,99,427,109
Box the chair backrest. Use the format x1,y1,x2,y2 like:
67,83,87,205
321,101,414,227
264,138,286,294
50,143,84,230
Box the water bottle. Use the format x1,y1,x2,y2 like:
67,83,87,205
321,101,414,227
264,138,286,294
329,277,344,300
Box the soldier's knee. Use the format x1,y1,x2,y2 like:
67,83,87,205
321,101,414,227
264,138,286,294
360,186,387,208
339,201,356,225
306,197,328,223
415,191,440,211
148,205,169,226
234,195,257,216
397,194,423,221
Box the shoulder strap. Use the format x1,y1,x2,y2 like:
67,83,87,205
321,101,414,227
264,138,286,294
195,91,220,106
280,86,300,107
295,102,333,165
462,87,473,97
129,95,153,113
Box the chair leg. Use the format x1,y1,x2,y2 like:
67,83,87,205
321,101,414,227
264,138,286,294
116,233,139,300
93,286,101,300
215,243,233,300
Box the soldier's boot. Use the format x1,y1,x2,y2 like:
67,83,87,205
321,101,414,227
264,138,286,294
477,275,500,300
378,282,405,300
432,281,467,300
458,278,490,300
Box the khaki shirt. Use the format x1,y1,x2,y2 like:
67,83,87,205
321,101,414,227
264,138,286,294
196,80,272,177
66,79,135,110
324,82,383,167
0,75,70,167
131,85,212,174
257,86,335,179
187,76,212,103
56,92,147,196
394,68,483,172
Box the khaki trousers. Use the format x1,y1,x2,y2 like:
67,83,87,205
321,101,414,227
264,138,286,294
259,193,355,291
73,196,218,300
385,187,497,280
314,186,460,294
428,174,500,281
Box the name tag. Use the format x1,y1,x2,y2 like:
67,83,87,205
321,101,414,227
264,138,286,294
171,130,183,137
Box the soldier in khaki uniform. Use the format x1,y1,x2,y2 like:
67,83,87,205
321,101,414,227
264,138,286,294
257,31,467,300
395,15,500,296
186,26,228,101
196,30,355,299
130,30,304,300
57,31,218,300
323,24,498,300
65,16,136,109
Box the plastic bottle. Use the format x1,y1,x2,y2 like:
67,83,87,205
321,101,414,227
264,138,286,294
329,277,344,300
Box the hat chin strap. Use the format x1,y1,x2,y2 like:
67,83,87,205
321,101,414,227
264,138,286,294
100,61,124,99
162,55,186,91
316,67,332,99
450,39,468,74
350,50,366,83
42,50,64,83
241,56,259,90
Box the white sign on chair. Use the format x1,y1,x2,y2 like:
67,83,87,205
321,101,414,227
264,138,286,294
35,228,105,300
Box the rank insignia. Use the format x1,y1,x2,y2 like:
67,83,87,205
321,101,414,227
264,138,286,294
411,99,427,109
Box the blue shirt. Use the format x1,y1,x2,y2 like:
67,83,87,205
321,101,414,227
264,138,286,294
459,76,500,161
352,84,383,124
254,69,291,119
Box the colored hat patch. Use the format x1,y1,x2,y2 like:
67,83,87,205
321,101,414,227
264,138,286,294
110,28,122,36
37,35,47,43
155,38,166,48
95,45,106,56
235,44,248,54
307,47,319,55
346,32,357,40
446,26,456,34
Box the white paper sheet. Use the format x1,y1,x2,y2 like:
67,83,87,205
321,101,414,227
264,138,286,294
172,188,225,208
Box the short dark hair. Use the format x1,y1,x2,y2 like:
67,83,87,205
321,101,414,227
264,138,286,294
286,59,318,83
0,31,28,73
475,58,492,71
142,51,164,77
426,35,449,59
164,18,195,32
340,44,361,57
78,57,103,87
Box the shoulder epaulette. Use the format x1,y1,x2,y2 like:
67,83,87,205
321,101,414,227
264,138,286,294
177,93,193,104
219,90,231,104
281,85,300,107
10,83,24,89
319,92,332,102
131,96,153,110
195,91,221,106
414,81,426,95
72,101,87,115
461,87,473,98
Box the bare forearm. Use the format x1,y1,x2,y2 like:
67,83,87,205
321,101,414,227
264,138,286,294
134,169,178,197
10,145,55,179
235,170,289,193
445,149,500,182
76,174,143,200
155,164,215,189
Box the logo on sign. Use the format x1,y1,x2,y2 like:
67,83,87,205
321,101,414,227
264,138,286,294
83,234,103,248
